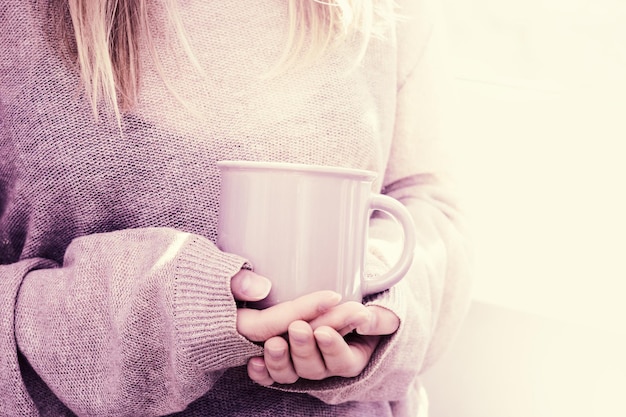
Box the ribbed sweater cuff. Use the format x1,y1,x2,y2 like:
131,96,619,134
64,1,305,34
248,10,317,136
364,283,405,315
173,235,263,372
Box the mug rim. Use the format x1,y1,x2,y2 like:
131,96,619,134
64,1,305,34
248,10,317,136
216,160,377,181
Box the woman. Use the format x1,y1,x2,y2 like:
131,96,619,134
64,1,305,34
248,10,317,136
0,0,472,416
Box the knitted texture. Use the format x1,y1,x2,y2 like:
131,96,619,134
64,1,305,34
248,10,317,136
0,0,471,416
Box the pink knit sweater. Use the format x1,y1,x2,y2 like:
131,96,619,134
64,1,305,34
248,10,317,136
0,0,472,416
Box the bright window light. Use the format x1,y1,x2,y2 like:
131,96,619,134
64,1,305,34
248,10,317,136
441,0,626,331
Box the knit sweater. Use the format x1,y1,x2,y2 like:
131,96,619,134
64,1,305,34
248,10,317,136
0,1,472,416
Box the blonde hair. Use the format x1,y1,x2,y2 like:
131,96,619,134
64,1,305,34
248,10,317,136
51,0,396,121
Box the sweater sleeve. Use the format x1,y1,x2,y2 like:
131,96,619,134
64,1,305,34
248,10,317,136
1,228,263,417
268,0,473,403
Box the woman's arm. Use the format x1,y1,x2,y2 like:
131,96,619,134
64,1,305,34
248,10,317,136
3,228,262,416
1,226,345,416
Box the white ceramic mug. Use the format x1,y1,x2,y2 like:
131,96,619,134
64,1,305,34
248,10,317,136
217,161,416,308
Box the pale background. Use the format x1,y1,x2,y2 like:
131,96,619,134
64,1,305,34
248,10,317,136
421,1,626,416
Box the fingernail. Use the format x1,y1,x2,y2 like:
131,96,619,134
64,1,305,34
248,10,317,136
243,274,272,299
314,329,333,346
267,347,285,359
319,292,342,311
250,358,266,371
290,328,309,344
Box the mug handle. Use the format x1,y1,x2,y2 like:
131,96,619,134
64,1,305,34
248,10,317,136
361,194,417,296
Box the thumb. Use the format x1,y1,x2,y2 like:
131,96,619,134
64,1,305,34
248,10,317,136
231,269,272,302
355,306,400,336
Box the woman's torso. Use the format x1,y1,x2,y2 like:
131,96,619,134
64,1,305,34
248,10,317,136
0,0,399,264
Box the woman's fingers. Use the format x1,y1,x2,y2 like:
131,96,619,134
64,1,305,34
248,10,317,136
233,270,399,343
247,324,384,386
313,326,381,378
263,336,299,384
247,357,274,386
230,269,272,302
308,301,371,336
237,290,342,342
286,321,328,380
355,305,400,336
309,303,400,337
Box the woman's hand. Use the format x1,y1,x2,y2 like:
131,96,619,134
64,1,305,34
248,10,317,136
246,303,400,385
230,269,342,342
